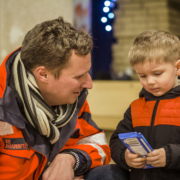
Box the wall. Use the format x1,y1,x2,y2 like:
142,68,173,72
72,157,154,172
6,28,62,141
112,0,180,79
0,0,73,63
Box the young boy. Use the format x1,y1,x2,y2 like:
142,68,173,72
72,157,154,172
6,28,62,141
110,30,180,180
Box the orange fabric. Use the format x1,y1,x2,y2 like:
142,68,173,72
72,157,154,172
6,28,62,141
61,101,111,169
0,152,39,180
0,100,110,179
154,97,180,126
131,96,180,128
131,97,156,128
70,144,110,168
0,125,46,180
0,47,21,98
78,100,91,116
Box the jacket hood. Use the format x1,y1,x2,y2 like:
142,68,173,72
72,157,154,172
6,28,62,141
139,85,180,101
0,47,26,128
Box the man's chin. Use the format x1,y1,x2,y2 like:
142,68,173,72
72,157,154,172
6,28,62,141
67,98,78,105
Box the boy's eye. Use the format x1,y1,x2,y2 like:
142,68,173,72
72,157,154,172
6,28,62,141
154,72,162,76
139,75,146,78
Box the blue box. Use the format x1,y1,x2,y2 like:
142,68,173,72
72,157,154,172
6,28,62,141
118,132,154,169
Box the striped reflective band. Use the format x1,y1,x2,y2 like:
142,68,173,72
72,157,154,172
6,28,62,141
76,133,107,164
76,133,108,145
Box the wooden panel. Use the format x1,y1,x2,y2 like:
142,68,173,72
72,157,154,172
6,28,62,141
87,81,142,130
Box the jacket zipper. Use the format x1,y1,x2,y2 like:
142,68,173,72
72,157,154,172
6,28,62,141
27,146,48,180
150,99,160,146
149,98,160,180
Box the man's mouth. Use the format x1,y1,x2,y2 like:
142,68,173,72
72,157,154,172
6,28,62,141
73,92,80,95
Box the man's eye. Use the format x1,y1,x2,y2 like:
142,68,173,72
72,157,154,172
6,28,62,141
76,74,84,79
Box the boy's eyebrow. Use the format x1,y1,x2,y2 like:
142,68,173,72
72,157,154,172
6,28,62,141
151,68,164,72
136,72,145,74
135,71,145,74
136,69,164,74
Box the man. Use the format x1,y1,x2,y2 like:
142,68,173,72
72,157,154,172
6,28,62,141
0,17,129,180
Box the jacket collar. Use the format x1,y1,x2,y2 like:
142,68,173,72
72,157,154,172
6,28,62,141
139,85,180,101
0,48,26,128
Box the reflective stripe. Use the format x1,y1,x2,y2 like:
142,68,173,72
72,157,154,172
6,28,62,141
78,112,102,131
76,133,107,164
78,143,106,165
76,132,108,145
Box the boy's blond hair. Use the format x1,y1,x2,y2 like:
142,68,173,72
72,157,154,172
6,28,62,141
128,30,180,66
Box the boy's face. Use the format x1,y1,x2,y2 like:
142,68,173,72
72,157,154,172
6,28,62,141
134,60,178,97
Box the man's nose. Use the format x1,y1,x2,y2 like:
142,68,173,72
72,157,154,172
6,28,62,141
82,73,93,89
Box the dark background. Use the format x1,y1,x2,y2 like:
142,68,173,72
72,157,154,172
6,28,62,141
91,0,117,80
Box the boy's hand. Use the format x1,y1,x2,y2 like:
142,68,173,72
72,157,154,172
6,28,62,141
147,148,166,167
125,149,147,169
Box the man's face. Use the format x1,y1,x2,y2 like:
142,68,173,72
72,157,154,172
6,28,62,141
44,51,92,106
134,59,178,97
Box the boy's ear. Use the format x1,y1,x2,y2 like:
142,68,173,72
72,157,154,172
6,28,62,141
176,60,180,76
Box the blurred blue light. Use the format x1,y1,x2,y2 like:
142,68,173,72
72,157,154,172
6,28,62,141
103,7,110,13
112,0,116,1
109,2,115,8
104,1,111,6
108,13,114,19
101,17,108,23
105,25,112,31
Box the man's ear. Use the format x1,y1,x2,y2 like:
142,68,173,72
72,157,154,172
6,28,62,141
176,60,180,76
33,66,49,82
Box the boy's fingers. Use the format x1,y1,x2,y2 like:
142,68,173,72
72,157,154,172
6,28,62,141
134,156,146,161
148,160,161,167
131,161,146,169
128,153,139,159
147,156,158,162
147,149,162,157
132,157,147,163
147,151,155,157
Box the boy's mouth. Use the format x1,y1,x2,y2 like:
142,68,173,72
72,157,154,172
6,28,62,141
150,88,160,91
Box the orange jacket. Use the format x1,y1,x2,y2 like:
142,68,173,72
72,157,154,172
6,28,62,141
110,87,180,180
0,48,111,180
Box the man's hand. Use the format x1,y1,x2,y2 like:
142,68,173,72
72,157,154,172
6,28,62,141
147,148,166,167
125,149,147,169
42,153,83,180
74,176,84,180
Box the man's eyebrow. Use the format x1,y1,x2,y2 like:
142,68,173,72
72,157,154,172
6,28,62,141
75,67,91,76
82,68,91,75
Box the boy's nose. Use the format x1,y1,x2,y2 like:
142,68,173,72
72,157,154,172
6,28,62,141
147,76,155,84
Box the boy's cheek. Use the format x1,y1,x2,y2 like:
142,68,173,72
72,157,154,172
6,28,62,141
140,82,147,88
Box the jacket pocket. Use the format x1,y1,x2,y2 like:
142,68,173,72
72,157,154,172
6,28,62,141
0,138,39,180
1,137,34,159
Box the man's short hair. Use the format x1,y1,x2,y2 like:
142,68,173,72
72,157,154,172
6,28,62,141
21,17,93,78
128,30,180,66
